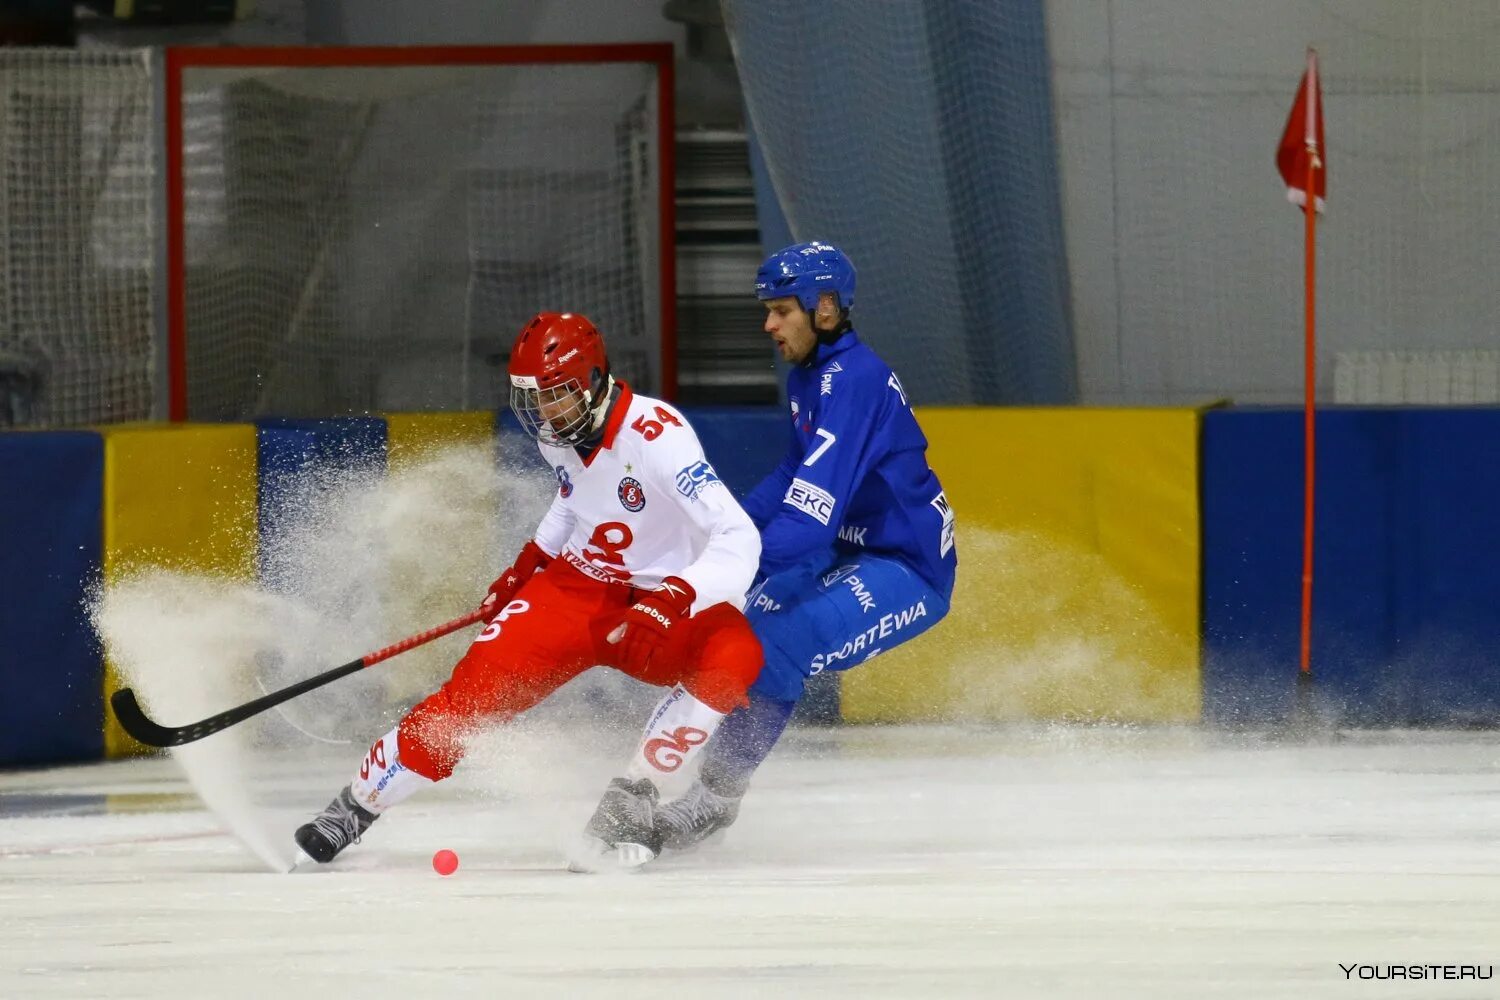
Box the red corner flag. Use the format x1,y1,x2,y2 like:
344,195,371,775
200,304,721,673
1282,48,1325,690
1277,49,1326,212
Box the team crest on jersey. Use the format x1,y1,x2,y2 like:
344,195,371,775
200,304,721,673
789,397,812,432
618,476,646,512
554,465,573,498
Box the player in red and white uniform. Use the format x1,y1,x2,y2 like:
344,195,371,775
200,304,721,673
294,312,763,871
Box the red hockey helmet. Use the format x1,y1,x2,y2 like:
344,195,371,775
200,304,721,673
508,312,611,447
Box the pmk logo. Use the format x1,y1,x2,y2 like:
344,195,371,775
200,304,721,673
618,476,646,512
644,725,709,772
821,564,875,612
820,361,843,396
751,590,782,613
837,524,868,546
822,564,860,587
747,578,781,614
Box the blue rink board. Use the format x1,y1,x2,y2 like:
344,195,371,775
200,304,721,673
255,417,387,591
0,431,105,764
1201,408,1500,725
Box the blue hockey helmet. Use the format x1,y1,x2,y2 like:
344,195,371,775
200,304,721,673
754,241,856,313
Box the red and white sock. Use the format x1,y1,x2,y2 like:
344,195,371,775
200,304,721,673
348,725,433,814
625,685,725,783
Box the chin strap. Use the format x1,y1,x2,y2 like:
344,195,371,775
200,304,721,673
575,377,618,450
799,317,851,367
589,376,617,433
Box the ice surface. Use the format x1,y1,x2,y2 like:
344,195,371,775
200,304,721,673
3,725,1499,999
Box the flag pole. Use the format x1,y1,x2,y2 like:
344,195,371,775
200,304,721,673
1297,48,1321,710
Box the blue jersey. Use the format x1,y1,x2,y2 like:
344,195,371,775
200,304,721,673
742,329,956,596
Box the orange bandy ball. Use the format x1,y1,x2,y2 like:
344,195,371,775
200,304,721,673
432,849,459,876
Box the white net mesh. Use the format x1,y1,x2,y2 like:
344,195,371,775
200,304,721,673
177,58,663,420
732,2,1500,405
1048,1,1500,404
726,1,1075,405
0,49,155,428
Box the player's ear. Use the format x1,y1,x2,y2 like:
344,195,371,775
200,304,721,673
816,292,839,326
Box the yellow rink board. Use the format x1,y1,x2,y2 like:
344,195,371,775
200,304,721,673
379,410,505,647
384,410,495,470
100,423,258,757
839,408,1201,724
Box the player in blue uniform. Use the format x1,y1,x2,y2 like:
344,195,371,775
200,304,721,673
654,241,958,849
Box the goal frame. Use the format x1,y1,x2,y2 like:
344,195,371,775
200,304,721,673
163,44,676,421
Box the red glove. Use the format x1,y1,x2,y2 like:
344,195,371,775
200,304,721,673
608,576,696,672
481,541,552,621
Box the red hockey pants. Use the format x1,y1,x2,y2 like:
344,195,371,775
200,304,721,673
397,560,762,780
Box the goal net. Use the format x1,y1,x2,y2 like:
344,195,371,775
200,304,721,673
0,49,155,428
169,47,671,421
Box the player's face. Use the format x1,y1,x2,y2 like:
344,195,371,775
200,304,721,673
537,385,587,433
763,297,817,364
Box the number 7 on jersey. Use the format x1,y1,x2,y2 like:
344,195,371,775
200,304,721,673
804,428,836,466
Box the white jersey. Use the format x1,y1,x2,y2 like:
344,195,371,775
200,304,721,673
530,383,760,614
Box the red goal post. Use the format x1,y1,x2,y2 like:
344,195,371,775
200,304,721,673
164,45,675,421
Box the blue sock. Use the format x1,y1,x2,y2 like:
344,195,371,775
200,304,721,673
700,692,797,797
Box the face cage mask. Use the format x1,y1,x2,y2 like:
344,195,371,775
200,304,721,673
510,378,598,447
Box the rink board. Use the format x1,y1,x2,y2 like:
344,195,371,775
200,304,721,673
11,404,1500,765
100,424,259,758
1201,407,1500,725
254,416,387,590
840,407,1202,724
673,406,788,499
384,410,494,470
254,417,387,528
0,431,105,765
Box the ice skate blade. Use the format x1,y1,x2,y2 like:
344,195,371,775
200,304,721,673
566,836,656,874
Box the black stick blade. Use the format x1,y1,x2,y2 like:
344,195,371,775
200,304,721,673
110,688,205,748
109,657,367,748
104,608,485,749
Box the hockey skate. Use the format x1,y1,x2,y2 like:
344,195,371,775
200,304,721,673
294,786,378,864
567,777,662,873
654,779,740,852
